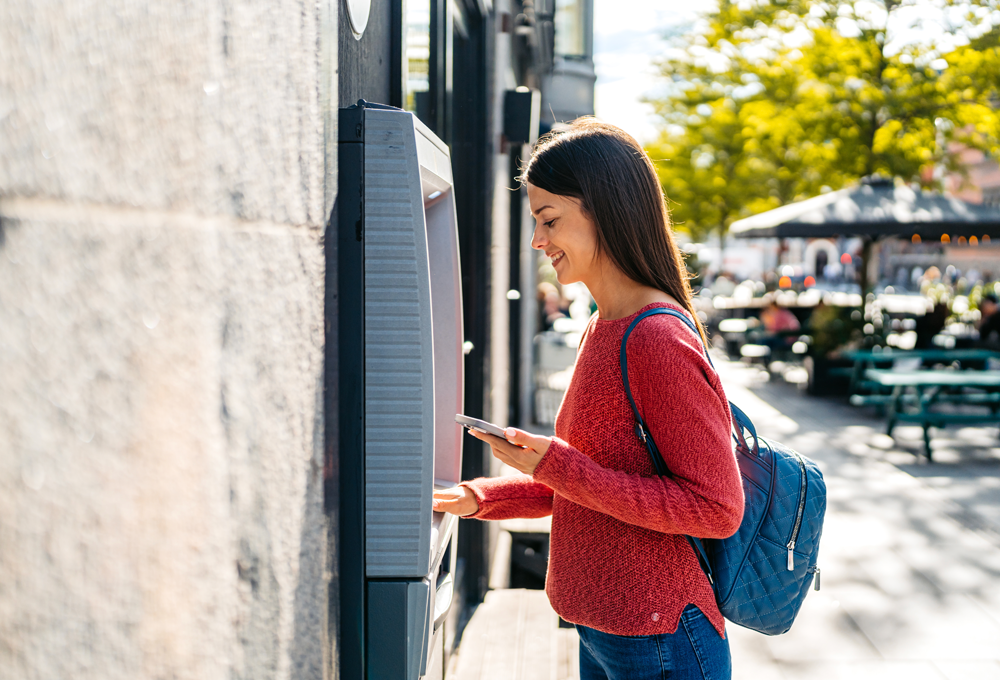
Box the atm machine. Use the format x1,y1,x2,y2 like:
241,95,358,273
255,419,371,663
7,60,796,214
338,101,465,680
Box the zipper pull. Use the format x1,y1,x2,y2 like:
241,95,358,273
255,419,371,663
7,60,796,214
811,566,821,591
786,542,795,571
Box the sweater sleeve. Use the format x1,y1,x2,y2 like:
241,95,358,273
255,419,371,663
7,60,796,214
459,474,555,521
532,318,744,538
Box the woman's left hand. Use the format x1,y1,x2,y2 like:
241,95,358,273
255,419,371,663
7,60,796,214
468,427,552,475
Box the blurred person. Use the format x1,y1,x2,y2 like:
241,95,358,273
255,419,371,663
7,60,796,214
760,301,801,334
433,120,743,680
537,281,568,331
978,293,1000,349
538,281,558,300
915,302,948,349
759,300,801,351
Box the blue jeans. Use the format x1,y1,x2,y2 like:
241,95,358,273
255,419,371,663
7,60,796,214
576,605,731,680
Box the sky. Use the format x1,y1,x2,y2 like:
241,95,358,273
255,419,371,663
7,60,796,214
592,0,694,145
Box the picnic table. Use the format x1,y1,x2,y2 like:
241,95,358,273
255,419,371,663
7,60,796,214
842,348,1000,400
863,368,1000,461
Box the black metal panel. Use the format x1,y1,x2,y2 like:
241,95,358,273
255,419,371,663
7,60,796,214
508,150,523,426
451,5,494,608
323,117,340,680
503,90,536,145
337,105,367,680
428,0,452,141
366,582,410,679
339,0,396,109
389,0,405,108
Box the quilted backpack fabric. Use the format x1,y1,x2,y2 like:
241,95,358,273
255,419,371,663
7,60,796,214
620,307,827,635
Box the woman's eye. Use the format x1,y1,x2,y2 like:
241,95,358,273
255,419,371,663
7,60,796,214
544,220,555,228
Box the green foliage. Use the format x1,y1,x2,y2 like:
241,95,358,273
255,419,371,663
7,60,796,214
807,303,892,357
807,304,864,357
646,0,1000,243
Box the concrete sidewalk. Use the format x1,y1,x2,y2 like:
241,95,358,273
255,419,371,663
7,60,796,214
721,360,1000,680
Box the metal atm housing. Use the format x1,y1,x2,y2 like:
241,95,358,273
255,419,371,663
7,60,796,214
338,101,465,680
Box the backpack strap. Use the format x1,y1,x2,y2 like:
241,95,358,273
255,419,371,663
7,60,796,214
620,307,758,456
618,306,760,588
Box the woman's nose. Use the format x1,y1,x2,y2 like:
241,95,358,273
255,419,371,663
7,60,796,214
530,224,547,250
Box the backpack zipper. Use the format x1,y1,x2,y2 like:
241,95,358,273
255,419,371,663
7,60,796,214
786,451,808,571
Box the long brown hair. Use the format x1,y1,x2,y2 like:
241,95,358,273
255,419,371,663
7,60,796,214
520,118,707,344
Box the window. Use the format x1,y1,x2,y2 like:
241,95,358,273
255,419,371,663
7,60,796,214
405,0,431,115
554,0,586,58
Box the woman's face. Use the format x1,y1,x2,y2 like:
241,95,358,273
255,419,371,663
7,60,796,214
527,183,601,286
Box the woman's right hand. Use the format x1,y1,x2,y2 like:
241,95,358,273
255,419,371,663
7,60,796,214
432,486,479,516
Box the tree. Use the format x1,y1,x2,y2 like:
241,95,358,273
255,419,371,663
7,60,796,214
646,0,1000,245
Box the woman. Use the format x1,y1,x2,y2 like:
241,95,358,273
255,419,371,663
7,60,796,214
433,119,744,680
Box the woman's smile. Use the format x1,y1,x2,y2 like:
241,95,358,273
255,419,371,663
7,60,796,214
528,184,601,286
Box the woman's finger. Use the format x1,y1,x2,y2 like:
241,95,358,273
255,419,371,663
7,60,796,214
431,485,478,516
466,427,546,475
503,428,552,456
432,497,457,511
468,430,518,457
488,438,527,463
489,445,515,467
466,428,506,445
469,429,527,455
469,432,544,475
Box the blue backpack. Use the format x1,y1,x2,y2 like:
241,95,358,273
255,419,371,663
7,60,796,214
620,307,826,635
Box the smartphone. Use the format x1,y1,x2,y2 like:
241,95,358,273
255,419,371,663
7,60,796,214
454,414,507,438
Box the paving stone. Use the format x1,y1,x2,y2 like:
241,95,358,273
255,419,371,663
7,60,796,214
933,660,1000,680
450,589,558,680
775,660,947,680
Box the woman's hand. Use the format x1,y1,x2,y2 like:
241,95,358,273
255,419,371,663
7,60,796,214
432,486,479,516
469,427,552,476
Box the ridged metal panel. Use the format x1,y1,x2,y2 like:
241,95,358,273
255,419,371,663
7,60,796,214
364,110,435,577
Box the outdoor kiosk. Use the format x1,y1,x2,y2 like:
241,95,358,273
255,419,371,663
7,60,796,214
338,101,465,680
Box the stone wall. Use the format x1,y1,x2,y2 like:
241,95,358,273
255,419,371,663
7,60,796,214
0,2,335,679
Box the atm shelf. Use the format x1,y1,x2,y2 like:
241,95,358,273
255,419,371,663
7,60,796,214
447,589,579,680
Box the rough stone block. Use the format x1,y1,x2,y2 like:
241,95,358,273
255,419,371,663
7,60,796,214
0,201,326,679
0,1,330,226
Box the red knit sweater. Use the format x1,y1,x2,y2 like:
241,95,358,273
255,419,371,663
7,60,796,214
461,302,744,637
